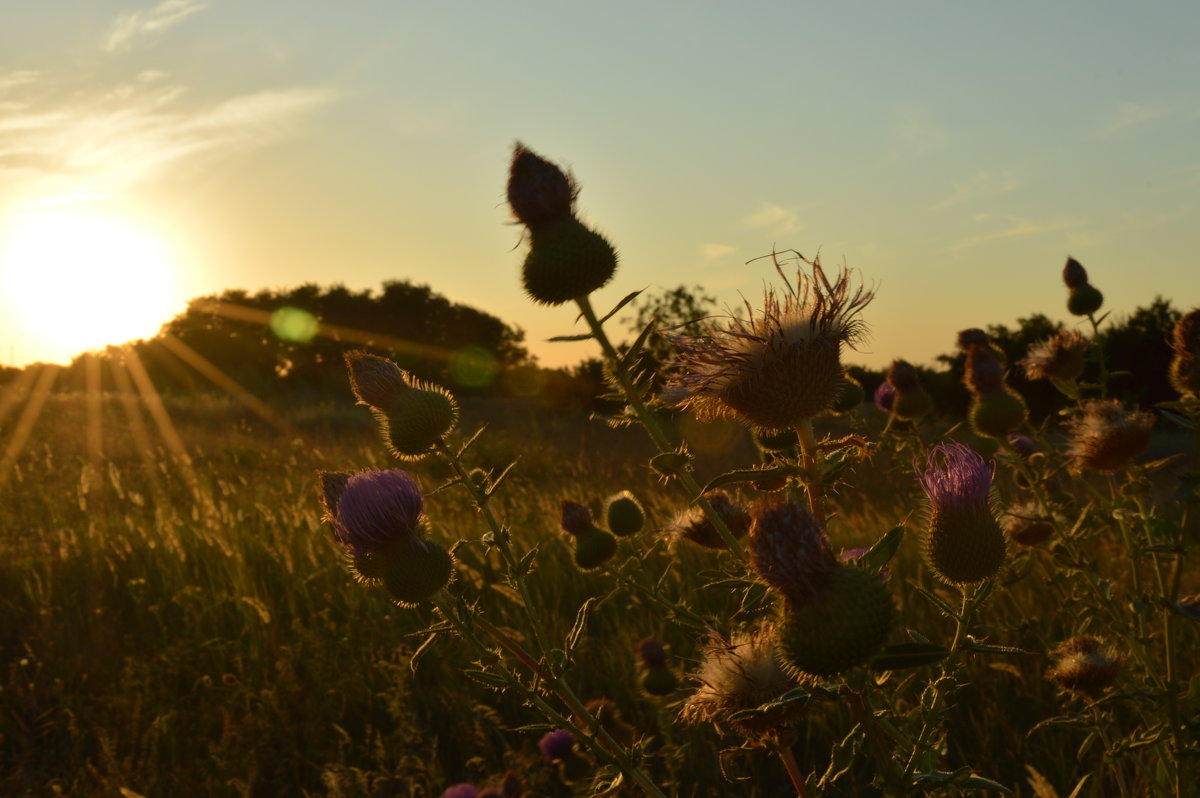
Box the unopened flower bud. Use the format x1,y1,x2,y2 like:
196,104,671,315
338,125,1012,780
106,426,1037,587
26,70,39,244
507,144,576,229
604,491,645,537
522,215,618,305
665,491,749,549
830,374,865,413
753,427,799,452
1062,257,1089,289
560,500,594,537
873,380,896,413
957,328,990,350
1004,503,1056,546
887,360,933,421
969,387,1028,439
345,352,458,460
572,527,617,571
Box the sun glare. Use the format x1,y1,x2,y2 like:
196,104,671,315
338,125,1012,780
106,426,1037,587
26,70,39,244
0,210,184,364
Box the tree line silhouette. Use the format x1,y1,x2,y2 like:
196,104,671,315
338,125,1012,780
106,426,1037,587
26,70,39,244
0,282,1185,423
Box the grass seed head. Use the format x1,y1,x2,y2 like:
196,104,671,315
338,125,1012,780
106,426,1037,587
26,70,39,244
664,256,873,430
1066,400,1155,472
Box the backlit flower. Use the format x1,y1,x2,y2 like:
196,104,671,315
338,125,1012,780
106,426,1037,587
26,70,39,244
1065,400,1155,472
665,254,873,430
916,442,1006,584
1045,635,1122,697
1022,330,1090,382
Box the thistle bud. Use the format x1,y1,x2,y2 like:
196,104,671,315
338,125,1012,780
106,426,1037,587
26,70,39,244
585,698,634,747
507,144,576,229
887,360,933,421
964,345,1004,395
604,491,645,537
1169,309,1200,398
1062,258,1103,316
560,500,594,537
957,328,990,350
538,729,589,783
637,638,678,697
753,427,799,452
916,442,1006,584
1003,503,1056,546
750,503,894,677
830,374,865,413
969,388,1028,439
319,469,453,605
1065,400,1155,472
345,351,458,460
1045,635,1122,697
521,215,618,305
873,380,896,413
572,527,617,571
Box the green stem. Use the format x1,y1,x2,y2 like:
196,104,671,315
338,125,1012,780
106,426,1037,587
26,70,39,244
772,739,813,798
574,295,745,560
433,438,550,659
793,419,826,526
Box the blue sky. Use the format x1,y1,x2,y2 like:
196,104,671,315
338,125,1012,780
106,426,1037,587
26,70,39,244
1,1,1197,368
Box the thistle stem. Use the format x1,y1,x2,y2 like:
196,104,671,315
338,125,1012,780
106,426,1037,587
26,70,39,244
793,419,826,526
772,740,812,798
574,295,745,559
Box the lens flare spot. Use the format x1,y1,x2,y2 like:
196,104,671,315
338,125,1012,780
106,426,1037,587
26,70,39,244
679,415,741,455
449,345,499,388
269,307,318,342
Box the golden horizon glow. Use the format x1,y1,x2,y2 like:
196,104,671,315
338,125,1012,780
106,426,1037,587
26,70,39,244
0,209,184,365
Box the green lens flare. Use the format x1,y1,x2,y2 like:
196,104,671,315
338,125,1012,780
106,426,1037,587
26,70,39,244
448,345,499,388
269,307,318,343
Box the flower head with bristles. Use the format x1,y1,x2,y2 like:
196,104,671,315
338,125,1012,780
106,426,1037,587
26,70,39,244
1045,635,1122,697
873,380,896,412
538,729,576,762
665,253,874,430
1169,308,1200,398
321,469,424,556
665,490,749,550
1065,400,1155,472
1022,330,1090,382
916,442,1006,584
681,623,802,741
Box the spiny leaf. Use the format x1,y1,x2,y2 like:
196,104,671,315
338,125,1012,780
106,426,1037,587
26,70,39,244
700,464,804,494
463,669,508,689
598,289,644,325
566,596,599,654
911,584,962,620
856,525,904,575
619,318,659,371
485,458,521,497
548,332,595,342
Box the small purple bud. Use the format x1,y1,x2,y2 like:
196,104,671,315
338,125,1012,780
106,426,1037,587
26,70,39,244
956,328,989,350
636,637,668,668
344,350,409,410
1007,433,1038,458
560,500,593,537
538,728,576,761
1062,256,1089,288
749,502,839,606
507,144,577,229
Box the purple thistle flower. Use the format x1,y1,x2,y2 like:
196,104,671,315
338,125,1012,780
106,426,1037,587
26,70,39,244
915,441,992,510
1007,433,1038,458
538,729,576,761
439,784,479,798
321,469,424,556
873,380,896,412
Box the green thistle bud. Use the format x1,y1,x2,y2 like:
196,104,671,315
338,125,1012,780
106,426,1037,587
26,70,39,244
1062,257,1089,289
522,215,617,305
572,527,617,570
830,374,865,413
507,143,576,229
1067,283,1104,316
604,491,645,537
378,538,454,606
774,566,895,678
969,387,1028,438
917,442,1006,584
344,351,458,460
887,360,933,421
376,386,459,460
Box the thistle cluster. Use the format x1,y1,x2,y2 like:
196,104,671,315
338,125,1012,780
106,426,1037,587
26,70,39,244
884,359,932,421
560,500,618,570
344,351,458,459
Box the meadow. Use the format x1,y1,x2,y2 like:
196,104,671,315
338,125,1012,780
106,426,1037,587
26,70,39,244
2,144,1198,798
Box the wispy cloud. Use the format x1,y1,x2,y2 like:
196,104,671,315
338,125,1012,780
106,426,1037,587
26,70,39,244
935,169,1021,209
0,69,335,210
699,242,735,260
1099,102,1168,138
950,214,1076,254
740,202,802,234
889,107,947,154
104,0,211,54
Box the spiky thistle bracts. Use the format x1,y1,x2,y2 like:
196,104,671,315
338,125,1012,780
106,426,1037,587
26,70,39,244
1021,330,1090,382
1062,256,1104,317
915,441,1006,584
665,490,750,550
344,351,458,460
664,256,874,430
748,502,895,677
318,468,453,605
1045,635,1123,698
1065,400,1155,473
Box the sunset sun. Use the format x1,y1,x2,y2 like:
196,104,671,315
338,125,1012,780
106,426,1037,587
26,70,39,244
0,210,184,363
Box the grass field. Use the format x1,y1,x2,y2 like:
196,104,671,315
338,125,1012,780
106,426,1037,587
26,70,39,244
1,386,1196,797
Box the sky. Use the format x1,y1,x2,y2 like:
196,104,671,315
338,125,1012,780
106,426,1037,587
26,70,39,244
0,1,1198,371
